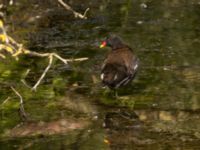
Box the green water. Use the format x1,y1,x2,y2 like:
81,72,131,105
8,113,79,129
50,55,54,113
0,0,200,149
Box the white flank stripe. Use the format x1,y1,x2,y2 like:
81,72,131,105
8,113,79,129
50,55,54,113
134,64,138,70
100,73,104,80
114,74,118,80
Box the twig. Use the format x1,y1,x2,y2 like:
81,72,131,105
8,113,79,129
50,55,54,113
21,69,32,89
83,8,90,17
32,54,53,91
25,51,88,63
58,0,89,19
1,97,10,119
21,79,32,89
11,86,28,121
0,97,10,107
11,87,23,103
52,53,68,64
66,57,89,62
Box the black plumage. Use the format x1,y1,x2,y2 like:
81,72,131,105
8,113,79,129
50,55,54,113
100,35,139,89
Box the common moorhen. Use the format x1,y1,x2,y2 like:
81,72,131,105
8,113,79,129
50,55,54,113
100,35,139,89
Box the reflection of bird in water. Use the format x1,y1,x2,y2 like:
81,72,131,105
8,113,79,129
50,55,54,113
103,109,140,129
100,35,139,97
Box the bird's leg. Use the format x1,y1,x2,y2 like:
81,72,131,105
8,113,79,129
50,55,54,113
113,89,119,99
103,86,110,96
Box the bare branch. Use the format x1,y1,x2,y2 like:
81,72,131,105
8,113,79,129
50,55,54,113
83,8,90,17
66,57,89,62
32,54,53,91
11,86,28,121
51,53,68,64
21,79,32,89
21,69,32,88
23,51,88,91
58,0,89,19
1,19,88,91
11,87,23,104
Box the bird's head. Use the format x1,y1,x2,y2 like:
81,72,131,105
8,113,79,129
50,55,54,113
100,35,124,49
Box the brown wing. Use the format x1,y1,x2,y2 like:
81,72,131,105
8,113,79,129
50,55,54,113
101,47,139,88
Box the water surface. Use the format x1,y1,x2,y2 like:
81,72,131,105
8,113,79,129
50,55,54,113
0,0,200,149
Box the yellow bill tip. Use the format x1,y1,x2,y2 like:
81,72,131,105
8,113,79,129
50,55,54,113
99,41,106,48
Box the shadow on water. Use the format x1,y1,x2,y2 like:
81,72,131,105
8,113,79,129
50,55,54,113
0,0,200,149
